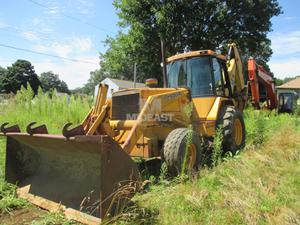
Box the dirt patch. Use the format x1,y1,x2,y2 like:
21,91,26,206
0,207,45,225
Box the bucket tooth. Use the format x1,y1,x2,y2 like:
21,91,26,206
26,122,48,135
62,123,85,139
1,122,21,134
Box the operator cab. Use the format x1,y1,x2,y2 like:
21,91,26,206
166,50,232,98
278,92,298,113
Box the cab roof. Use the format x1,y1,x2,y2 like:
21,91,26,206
166,50,226,63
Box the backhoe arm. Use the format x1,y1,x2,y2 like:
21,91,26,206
248,58,277,109
227,43,247,111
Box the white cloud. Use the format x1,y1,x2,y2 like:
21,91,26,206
37,0,95,17
51,43,73,58
0,21,8,28
271,30,300,56
30,17,54,34
0,57,12,67
71,37,92,52
22,31,39,41
67,0,95,15
45,6,62,15
32,18,42,26
33,36,93,57
269,58,300,78
34,44,49,52
269,30,300,78
34,55,99,89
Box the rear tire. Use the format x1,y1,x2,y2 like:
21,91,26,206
163,128,202,176
217,106,245,153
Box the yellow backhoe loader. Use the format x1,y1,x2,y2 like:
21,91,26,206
1,43,247,224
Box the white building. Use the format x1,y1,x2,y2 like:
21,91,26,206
94,78,145,98
276,76,300,97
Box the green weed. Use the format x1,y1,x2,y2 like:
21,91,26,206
181,125,193,176
30,211,76,225
0,182,28,214
211,127,223,167
0,85,91,134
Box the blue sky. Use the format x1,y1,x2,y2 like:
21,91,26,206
0,0,299,89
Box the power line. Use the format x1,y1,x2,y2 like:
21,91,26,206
0,43,98,65
26,0,115,34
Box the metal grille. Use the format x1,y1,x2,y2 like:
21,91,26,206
112,92,140,120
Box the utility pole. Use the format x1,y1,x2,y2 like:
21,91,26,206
133,62,137,88
161,39,167,87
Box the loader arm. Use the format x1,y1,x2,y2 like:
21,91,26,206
81,83,117,136
122,89,190,154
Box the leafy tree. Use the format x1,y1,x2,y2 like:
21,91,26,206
40,71,70,93
100,34,136,80
98,0,281,84
59,81,69,93
82,69,107,94
0,66,7,93
2,60,41,94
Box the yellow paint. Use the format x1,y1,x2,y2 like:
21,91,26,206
145,78,158,85
205,121,216,136
167,50,226,63
207,97,222,120
192,97,217,119
234,118,243,145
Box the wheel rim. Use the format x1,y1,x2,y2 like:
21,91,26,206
233,118,243,146
187,144,197,169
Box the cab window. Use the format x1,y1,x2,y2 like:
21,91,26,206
212,58,224,96
187,57,213,97
167,59,186,87
167,56,217,98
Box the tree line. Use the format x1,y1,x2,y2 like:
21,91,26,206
0,60,70,94
79,0,282,95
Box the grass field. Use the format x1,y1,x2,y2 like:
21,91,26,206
0,88,299,225
119,124,300,225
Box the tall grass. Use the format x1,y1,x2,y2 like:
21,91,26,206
0,85,91,134
125,110,300,225
244,107,299,147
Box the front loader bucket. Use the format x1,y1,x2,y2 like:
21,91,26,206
4,133,140,225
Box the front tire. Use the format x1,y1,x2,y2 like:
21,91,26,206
217,106,246,153
163,128,202,175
